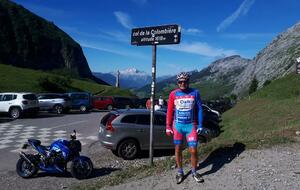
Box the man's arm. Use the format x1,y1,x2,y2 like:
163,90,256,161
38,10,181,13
196,90,203,130
166,91,175,134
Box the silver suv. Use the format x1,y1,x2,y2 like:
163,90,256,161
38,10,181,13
98,108,221,160
98,109,174,160
0,92,39,119
37,93,71,114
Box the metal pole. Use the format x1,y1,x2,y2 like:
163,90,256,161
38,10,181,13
149,45,156,166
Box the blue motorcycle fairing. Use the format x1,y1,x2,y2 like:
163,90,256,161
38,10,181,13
38,164,64,173
50,139,71,160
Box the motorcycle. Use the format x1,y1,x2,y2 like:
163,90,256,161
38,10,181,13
16,130,93,179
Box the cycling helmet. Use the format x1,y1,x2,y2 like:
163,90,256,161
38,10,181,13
176,72,190,81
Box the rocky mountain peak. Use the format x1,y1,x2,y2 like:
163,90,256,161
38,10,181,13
233,21,300,96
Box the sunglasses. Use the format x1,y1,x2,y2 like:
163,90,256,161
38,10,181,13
178,80,188,84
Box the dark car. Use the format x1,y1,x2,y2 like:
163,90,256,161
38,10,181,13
111,96,134,109
37,93,71,114
131,97,148,108
65,92,92,112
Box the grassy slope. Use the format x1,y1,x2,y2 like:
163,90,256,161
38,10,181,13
219,73,300,148
0,64,133,96
74,74,300,190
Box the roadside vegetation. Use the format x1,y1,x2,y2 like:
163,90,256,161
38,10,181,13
73,73,300,190
0,64,133,96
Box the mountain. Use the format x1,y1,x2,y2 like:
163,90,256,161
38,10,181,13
93,72,116,86
137,21,300,99
0,0,107,84
93,68,152,89
135,55,250,99
233,22,300,96
191,55,250,84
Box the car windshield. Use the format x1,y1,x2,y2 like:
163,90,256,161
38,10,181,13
23,94,37,100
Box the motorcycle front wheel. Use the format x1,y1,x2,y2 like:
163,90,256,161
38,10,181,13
71,158,93,179
16,157,38,178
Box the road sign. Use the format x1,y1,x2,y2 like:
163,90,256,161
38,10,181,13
131,24,181,46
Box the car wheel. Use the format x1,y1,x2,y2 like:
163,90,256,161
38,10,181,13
117,139,139,160
9,107,21,119
111,150,119,157
79,105,87,112
54,104,63,114
107,105,113,111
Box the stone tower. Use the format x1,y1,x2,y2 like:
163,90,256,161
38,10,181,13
116,70,120,88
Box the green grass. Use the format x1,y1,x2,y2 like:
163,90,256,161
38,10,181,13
0,64,133,96
73,73,300,190
191,81,234,100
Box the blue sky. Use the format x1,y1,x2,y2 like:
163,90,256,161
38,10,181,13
12,0,300,76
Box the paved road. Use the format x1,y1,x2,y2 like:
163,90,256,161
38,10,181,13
0,111,106,172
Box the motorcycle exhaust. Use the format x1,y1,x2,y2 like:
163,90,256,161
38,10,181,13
19,151,35,167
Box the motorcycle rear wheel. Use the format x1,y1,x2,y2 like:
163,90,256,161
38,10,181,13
71,158,93,179
16,157,38,178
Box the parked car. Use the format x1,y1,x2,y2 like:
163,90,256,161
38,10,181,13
202,104,221,118
112,96,134,109
37,93,71,114
65,92,92,112
92,96,114,110
131,97,148,108
98,109,173,160
0,92,39,119
98,108,221,160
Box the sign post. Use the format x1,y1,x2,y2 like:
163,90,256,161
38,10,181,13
131,24,181,166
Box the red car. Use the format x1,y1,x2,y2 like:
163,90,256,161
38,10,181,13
92,96,114,110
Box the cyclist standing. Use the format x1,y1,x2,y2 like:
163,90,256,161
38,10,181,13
166,72,204,184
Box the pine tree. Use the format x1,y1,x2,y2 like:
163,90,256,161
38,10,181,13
249,77,258,95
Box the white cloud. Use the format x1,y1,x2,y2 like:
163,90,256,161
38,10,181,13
98,30,129,43
114,11,134,29
80,41,147,59
217,0,255,32
220,32,275,40
182,28,203,36
62,26,129,43
164,42,237,58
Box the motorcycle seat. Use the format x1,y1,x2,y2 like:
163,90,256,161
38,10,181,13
28,139,41,146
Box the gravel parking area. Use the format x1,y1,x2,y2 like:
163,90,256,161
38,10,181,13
0,141,299,190
101,143,300,190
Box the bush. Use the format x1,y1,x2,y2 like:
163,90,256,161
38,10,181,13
38,75,72,92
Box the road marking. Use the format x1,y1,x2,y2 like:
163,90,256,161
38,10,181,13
86,136,98,140
0,144,10,149
51,120,88,129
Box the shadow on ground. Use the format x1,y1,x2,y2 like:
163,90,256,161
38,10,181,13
198,142,246,176
0,118,13,123
139,149,174,158
35,167,120,179
178,142,246,183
